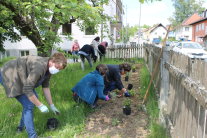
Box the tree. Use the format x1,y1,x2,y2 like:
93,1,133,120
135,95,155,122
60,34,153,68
0,0,109,56
169,0,205,27
117,25,139,43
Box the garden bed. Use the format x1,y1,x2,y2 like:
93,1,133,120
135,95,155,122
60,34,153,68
78,63,149,138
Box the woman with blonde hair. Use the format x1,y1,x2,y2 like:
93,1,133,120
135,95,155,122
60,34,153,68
71,39,80,62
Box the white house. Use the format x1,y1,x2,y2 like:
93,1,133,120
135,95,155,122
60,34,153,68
56,0,124,48
3,36,37,57
142,23,167,43
3,0,124,57
174,13,202,41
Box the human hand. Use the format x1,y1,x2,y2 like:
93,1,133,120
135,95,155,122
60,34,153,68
124,91,131,97
50,104,60,115
37,104,49,113
105,95,110,101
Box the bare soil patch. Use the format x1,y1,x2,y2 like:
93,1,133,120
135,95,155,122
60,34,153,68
78,64,149,138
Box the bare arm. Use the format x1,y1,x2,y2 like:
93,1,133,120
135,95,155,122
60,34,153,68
42,87,53,105
28,94,42,106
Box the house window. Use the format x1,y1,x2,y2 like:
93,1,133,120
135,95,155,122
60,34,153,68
85,26,95,35
21,51,29,56
62,23,72,35
196,25,198,32
185,27,189,31
202,23,204,30
205,26,207,34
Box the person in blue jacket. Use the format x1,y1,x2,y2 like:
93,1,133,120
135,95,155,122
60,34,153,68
104,63,131,97
72,64,109,108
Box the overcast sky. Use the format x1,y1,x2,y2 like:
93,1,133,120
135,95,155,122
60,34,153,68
122,0,207,27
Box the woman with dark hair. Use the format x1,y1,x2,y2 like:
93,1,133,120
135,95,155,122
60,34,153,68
91,36,100,62
72,64,109,108
104,63,131,97
98,41,108,61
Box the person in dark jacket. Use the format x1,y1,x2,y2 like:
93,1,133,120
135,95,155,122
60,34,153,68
0,53,67,138
98,41,108,61
78,44,97,70
104,63,131,97
72,64,109,108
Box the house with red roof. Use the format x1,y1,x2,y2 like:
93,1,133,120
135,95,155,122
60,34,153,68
189,9,207,47
175,13,202,41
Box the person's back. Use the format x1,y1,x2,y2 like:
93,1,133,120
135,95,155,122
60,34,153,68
79,44,94,55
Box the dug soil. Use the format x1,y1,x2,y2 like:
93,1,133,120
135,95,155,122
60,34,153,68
78,64,149,138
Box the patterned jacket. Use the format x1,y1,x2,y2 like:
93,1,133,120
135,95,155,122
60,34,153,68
1,56,51,98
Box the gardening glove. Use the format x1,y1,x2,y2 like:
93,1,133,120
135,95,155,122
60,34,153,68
105,95,110,101
50,104,60,115
37,104,49,113
124,91,131,97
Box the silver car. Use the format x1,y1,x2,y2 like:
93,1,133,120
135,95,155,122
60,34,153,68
173,42,207,60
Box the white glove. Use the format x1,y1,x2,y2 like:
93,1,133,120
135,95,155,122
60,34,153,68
37,104,49,113
50,104,60,115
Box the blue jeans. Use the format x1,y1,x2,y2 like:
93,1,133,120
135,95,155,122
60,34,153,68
103,81,117,95
15,92,38,138
0,71,38,138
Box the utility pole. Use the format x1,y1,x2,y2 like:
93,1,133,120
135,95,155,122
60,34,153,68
122,1,124,43
101,0,103,42
138,2,141,45
125,4,128,44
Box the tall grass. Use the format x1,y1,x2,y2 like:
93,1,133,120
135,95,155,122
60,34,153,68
139,64,168,138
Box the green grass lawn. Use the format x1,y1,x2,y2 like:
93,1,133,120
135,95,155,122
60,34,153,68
0,57,167,138
0,58,129,138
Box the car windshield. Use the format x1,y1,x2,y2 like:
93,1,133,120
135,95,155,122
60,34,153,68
182,43,203,49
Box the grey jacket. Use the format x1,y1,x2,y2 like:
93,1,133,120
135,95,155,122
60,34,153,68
1,56,51,98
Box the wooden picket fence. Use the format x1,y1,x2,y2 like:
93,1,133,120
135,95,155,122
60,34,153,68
144,43,207,138
105,44,144,59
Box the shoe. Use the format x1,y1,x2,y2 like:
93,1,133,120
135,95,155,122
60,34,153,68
90,103,98,109
16,126,24,133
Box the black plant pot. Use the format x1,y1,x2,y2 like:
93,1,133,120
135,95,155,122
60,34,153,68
125,76,129,81
132,69,136,72
127,84,133,90
123,106,131,115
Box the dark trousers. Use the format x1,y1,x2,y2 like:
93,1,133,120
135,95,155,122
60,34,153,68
103,81,117,95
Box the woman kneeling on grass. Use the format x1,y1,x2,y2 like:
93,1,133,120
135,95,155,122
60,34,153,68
0,53,67,138
72,64,110,108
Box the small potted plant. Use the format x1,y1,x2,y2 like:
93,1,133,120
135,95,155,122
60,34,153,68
132,65,136,72
123,98,132,115
125,72,129,81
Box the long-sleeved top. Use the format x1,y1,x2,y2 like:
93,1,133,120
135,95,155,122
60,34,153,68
1,56,51,98
72,70,106,105
79,44,96,57
91,40,99,56
104,64,124,90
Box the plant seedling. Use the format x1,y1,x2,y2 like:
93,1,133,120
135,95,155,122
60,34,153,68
128,90,135,97
123,98,131,107
111,118,120,126
123,98,132,115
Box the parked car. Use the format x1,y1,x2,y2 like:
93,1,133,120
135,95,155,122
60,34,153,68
173,42,207,60
152,38,161,45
